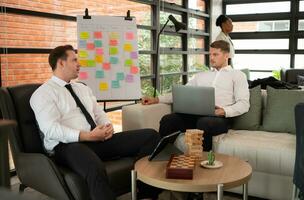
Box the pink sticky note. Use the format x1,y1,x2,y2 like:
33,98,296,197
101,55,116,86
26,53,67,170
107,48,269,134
126,74,134,83
126,32,134,40
109,39,118,46
130,66,139,74
78,71,88,80
87,43,95,50
130,52,138,59
94,32,102,39
103,63,111,70
96,48,103,55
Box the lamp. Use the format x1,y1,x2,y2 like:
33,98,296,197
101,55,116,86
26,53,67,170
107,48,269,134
153,15,187,97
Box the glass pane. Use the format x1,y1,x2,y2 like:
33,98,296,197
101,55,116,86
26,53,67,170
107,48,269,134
160,11,182,26
188,37,204,49
250,72,273,81
226,2,290,15
160,54,183,73
189,0,206,11
138,29,151,50
298,39,304,49
160,35,181,48
141,78,154,96
1,0,152,26
188,55,207,72
0,54,51,86
189,17,205,30
233,20,289,32
139,54,151,76
0,13,77,48
300,1,304,12
233,39,289,50
234,54,290,70
164,0,182,6
295,55,304,68
160,75,182,94
299,20,304,31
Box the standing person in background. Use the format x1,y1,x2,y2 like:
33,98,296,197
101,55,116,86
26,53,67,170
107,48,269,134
216,14,235,67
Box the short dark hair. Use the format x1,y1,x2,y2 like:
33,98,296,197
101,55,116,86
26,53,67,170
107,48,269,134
48,45,74,71
216,15,230,28
210,40,230,53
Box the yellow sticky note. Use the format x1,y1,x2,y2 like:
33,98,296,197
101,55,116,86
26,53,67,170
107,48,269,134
79,50,88,58
110,32,119,39
80,32,89,40
79,60,87,67
124,43,133,52
99,82,108,91
95,55,103,63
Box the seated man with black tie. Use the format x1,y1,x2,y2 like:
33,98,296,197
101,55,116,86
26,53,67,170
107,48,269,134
30,45,160,200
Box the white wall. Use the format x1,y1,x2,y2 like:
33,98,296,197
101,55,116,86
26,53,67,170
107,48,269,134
210,0,223,43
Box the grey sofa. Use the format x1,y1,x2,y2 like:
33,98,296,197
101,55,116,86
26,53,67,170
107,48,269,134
0,84,135,200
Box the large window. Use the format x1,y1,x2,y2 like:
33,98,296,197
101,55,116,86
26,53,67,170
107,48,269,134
224,0,304,79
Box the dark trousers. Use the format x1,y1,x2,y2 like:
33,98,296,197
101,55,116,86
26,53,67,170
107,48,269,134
54,129,160,200
159,113,230,151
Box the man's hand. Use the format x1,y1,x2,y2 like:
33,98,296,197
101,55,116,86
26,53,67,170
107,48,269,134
215,106,226,117
141,97,159,105
79,124,114,142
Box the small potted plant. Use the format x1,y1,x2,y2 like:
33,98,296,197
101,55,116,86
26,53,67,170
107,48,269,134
207,151,215,165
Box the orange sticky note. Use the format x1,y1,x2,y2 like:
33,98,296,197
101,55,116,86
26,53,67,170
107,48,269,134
96,48,103,55
126,32,134,40
95,55,103,63
130,66,139,74
124,43,132,52
94,32,102,39
78,71,88,80
87,43,95,50
103,63,111,70
99,82,108,91
79,60,87,67
109,39,118,46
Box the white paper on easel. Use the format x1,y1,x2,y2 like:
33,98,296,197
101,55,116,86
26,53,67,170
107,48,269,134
77,16,141,100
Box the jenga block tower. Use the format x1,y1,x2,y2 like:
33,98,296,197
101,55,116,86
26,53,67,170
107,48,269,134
184,129,204,160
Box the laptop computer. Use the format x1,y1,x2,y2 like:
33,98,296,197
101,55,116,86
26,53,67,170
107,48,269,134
172,85,215,116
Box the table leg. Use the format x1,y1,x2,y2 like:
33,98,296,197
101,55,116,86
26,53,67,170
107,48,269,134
131,170,137,200
243,183,248,200
217,184,223,200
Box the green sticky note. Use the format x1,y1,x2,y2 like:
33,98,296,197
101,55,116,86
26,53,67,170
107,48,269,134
116,72,124,81
96,70,104,78
109,47,118,55
125,59,132,66
87,60,96,67
94,40,102,47
111,80,120,88
110,57,119,64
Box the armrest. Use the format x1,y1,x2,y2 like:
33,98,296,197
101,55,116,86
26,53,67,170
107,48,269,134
122,103,172,131
15,153,73,200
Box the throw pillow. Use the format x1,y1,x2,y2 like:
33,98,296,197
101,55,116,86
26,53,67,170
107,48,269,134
297,75,304,86
261,86,304,134
232,85,262,130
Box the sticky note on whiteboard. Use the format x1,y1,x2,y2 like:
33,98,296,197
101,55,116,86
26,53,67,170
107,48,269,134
99,82,108,91
126,74,134,83
126,32,134,40
124,43,133,52
94,32,102,39
80,32,89,39
78,71,88,80
130,66,139,74
96,48,103,55
96,70,104,78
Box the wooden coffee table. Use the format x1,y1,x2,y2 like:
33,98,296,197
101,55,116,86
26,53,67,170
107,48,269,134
131,152,252,200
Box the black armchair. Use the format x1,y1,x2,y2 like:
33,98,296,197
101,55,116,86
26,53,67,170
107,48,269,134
293,103,304,200
0,84,134,200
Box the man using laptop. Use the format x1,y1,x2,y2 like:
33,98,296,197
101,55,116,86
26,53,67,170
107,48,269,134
142,40,250,151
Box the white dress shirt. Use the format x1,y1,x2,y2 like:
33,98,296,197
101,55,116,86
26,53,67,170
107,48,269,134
30,76,111,152
158,66,250,118
216,31,235,59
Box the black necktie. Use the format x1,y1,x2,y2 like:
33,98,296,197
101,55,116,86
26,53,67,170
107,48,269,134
65,84,96,130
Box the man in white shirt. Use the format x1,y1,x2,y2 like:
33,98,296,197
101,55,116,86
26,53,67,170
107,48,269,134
30,45,160,200
142,40,249,151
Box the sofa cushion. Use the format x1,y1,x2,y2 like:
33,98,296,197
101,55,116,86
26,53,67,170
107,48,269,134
232,86,262,130
261,87,304,134
213,130,295,176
